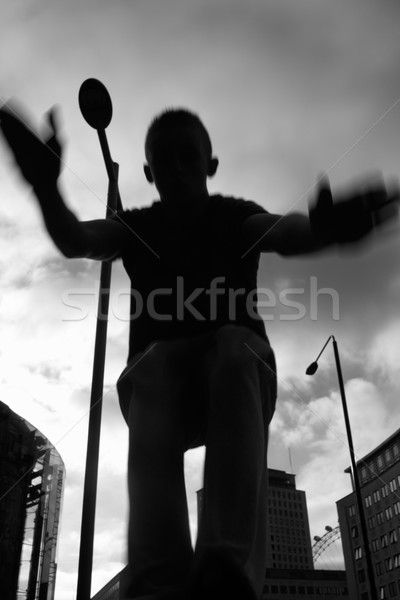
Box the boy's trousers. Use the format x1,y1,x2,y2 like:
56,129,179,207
117,325,277,600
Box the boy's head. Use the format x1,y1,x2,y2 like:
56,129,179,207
145,109,212,161
143,108,218,204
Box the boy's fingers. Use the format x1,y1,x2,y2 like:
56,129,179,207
385,181,400,207
365,185,399,213
0,111,27,154
0,106,36,146
0,104,24,127
46,133,62,160
373,200,399,227
44,108,62,161
315,175,333,211
46,105,59,136
0,107,19,135
0,104,15,120
362,181,399,226
317,173,331,191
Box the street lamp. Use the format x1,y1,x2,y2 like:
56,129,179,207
306,335,377,600
76,78,122,600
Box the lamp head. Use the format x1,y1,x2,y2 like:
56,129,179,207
79,78,113,130
306,361,319,376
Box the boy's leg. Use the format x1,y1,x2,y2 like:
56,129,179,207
193,325,277,600
118,340,201,600
117,338,209,600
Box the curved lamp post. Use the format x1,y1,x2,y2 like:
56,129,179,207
76,78,122,600
306,335,377,600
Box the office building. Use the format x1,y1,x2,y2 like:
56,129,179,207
93,468,348,599
199,468,348,599
262,469,347,599
91,569,125,600
197,468,314,570
337,428,400,600
263,568,348,599
266,468,314,569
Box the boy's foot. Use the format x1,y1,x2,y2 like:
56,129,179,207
188,549,257,600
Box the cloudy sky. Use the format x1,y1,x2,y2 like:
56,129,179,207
1,0,400,597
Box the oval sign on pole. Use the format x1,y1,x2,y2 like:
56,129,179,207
79,78,113,130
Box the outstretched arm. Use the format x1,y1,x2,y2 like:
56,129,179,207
30,182,128,260
0,103,129,261
241,211,320,256
241,176,399,256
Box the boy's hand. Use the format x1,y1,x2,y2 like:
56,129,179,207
309,175,399,244
0,103,62,191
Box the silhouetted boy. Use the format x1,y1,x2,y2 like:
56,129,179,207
0,104,397,600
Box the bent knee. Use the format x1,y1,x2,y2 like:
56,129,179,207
125,339,187,385
208,325,274,374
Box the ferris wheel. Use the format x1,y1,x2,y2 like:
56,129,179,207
312,525,345,570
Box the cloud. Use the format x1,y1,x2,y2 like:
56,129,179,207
185,446,206,544
270,374,400,541
1,2,400,598
365,319,400,382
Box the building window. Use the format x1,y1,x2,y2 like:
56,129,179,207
394,553,400,568
372,538,379,552
368,515,376,530
358,568,366,583
377,455,384,469
352,525,359,538
388,581,397,597
389,529,398,544
381,534,389,548
355,547,363,560
386,506,393,520
389,478,397,492
361,466,368,482
376,561,384,576
370,461,378,475
394,501,400,516
385,557,393,572
382,485,389,498
365,495,372,508
348,504,356,517
373,489,381,503
377,511,384,525
379,585,387,599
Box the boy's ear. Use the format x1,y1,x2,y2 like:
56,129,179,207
143,163,154,183
208,156,219,177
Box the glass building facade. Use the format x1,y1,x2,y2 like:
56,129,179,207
0,401,65,600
